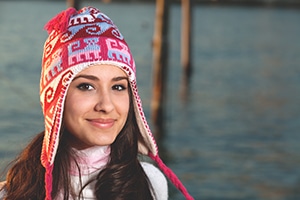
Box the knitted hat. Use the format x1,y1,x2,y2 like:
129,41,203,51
40,6,193,200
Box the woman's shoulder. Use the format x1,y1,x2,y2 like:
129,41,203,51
141,162,168,200
141,162,166,181
0,181,6,200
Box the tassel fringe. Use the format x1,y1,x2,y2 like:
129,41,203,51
44,7,77,34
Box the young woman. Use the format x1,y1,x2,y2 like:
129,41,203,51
0,6,193,200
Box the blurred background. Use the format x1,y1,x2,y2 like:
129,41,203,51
0,0,300,199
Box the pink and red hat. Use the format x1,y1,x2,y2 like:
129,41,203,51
40,6,193,200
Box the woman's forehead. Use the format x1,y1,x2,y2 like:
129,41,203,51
77,64,128,77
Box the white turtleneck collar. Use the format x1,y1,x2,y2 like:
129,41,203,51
70,145,111,176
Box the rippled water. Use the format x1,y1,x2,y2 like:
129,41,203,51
0,1,300,199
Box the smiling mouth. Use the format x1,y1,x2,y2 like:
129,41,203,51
87,119,115,129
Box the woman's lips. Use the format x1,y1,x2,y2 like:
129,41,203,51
87,118,115,129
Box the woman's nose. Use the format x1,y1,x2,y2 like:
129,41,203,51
94,90,114,113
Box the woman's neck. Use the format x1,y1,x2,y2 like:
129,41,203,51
70,145,111,176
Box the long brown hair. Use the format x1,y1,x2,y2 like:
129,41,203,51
4,87,154,199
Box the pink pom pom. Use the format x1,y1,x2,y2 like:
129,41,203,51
44,7,77,34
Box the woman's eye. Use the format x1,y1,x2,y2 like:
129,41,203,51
112,84,126,91
77,83,94,91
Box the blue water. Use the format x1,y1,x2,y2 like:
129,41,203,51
1,1,300,199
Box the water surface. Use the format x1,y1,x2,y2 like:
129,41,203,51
0,1,300,199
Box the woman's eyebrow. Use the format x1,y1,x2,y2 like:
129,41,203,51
73,75,128,82
112,76,128,82
73,75,99,81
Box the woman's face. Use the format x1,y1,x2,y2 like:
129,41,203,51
64,64,130,149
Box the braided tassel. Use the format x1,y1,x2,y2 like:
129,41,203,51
44,163,54,200
149,152,194,200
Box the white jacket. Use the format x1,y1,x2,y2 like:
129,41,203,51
0,162,168,200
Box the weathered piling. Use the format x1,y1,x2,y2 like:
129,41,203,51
67,0,80,9
180,0,193,102
151,0,170,138
181,0,192,78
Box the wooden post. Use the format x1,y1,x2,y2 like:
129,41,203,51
180,0,192,102
67,0,80,9
151,0,170,138
181,0,192,78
